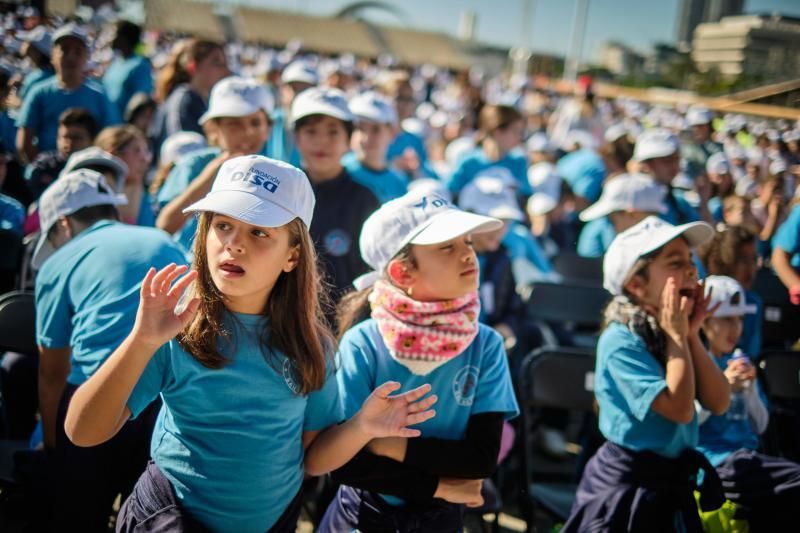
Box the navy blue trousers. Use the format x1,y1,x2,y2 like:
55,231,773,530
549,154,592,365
319,485,464,533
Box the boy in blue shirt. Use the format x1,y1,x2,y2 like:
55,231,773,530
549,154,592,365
344,91,408,203
16,24,120,163
33,169,186,530
102,20,153,116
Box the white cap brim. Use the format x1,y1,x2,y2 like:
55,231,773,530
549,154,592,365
642,221,713,256
486,205,524,222
31,235,54,271
579,200,667,222
183,189,301,228
292,105,353,126
409,210,503,246
199,102,263,125
714,303,758,317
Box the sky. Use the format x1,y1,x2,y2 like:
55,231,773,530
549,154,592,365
231,0,800,59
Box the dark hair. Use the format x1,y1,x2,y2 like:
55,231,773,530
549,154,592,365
477,104,522,143
179,213,334,394
599,136,634,173
124,92,157,123
697,225,756,277
59,108,99,138
294,114,354,139
65,203,120,226
156,39,224,102
114,20,141,47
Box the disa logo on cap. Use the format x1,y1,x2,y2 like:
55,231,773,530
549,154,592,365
229,166,281,193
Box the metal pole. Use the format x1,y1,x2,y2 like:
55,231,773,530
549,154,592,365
564,0,589,82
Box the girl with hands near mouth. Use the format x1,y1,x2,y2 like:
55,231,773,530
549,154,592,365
564,217,730,533
64,156,437,533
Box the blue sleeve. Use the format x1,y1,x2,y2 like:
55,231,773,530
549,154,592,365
127,342,172,418
334,330,378,419
602,329,667,421
157,157,197,206
16,86,40,129
34,264,72,349
446,158,475,194
512,156,532,196
577,220,607,258
130,60,154,100
740,292,762,358
773,205,800,255
304,359,345,431
471,329,519,419
102,91,122,127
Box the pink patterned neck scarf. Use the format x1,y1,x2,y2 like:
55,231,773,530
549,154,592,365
369,280,480,376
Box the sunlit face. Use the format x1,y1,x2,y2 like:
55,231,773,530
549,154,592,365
295,115,350,177
644,152,680,185
194,48,230,88
214,111,270,155
52,38,87,78
471,222,510,253
352,120,394,161
115,137,152,183
703,315,743,355
395,235,479,301
625,238,698,312
56,125,92,156
206,214,298,313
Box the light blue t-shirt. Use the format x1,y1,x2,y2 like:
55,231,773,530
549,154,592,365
556,148,606,203
0,192,25,235
577,217,617,258
664,189,701,225
127,312,342,532
136,189,156,227
446,148,530,196
18,66,54,100
697,352,763,467
342,152,408,203
16,77,121,152
267,108,301,166
102,54,153,115
595,322,698,458
740,290,762,359
773,204,800,268
35,221,186,385
387,129,428,164
337,320,519,435
502,221,553,274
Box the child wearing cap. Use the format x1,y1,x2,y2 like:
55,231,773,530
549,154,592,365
564,216,730,532
269,60,319,166
321,189,519,532
771,201,800,304
102,20,153,116
697,225,763,357
446,104,529,197
526,162,578,260
17,25,54,102
343,90,408,203
155,76,274,253
32,169,186,530
697,275,800,530
705,152,734,223
65,155,436,532
16,24,121,164
577,173,668,258
291,86,380,303
148,131,206,199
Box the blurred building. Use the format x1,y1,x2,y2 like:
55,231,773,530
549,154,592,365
676,0,744,50
600,41,644,77
692,14,800,80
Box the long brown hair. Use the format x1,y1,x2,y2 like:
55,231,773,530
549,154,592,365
155,39,224,102
178,212,335,393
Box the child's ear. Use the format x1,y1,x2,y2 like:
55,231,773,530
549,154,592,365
623,275,646,303
282,245,300,273
386,259,414,290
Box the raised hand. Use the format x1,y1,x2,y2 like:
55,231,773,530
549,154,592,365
355,382,437,439
658,277,691,343
133,264,200,348
688,279,720,335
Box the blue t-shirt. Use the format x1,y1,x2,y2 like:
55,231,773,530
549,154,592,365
577,217,617,258
136,189,157,227
342,152,408,203
18,66,54,100
773,204,800,268
103,54,153,115
0,111,18,154
387,130,428,164
707,196,723,223
663,189,701,225
740,290,762,359
556,148,606,204
0,192,25,235
267,108,301,166
17,77,121,152
502,221,553,274
595,322,698,458
128,312,342,532
697,352,763,467
35,221,186,385
446,148,530,196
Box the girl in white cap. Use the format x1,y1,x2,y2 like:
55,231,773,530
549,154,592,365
64,155,437,532
320,189,519,532
564,216,730,532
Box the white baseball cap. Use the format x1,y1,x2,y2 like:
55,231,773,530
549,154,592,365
526,132,554,153
291,87,353,126
604,123,630,143
579,173,667,222
706,152,730,175
603,216,713,296
687,106,713,127
407,178,452,201
62,147,128,192
704,275,757,318
183,155,315,229
527,162,561,216
21,25,52,56
199,76,274,125
159,131,207,167
349,91,397,125
633,128,680,161
280,61,319,86
355,189,502,290
52,23,88,48
459,175,524,221
769,158,787,175
33,169,128,269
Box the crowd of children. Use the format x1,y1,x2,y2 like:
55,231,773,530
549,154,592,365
0,5,799,532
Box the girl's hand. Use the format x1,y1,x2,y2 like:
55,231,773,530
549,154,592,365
688,279,720,336
354,382,437,439
132,264,200,349
724,358,756,392
434,478,484,507
659,277,691,342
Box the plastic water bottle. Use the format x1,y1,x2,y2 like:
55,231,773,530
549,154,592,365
727,349,749,421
